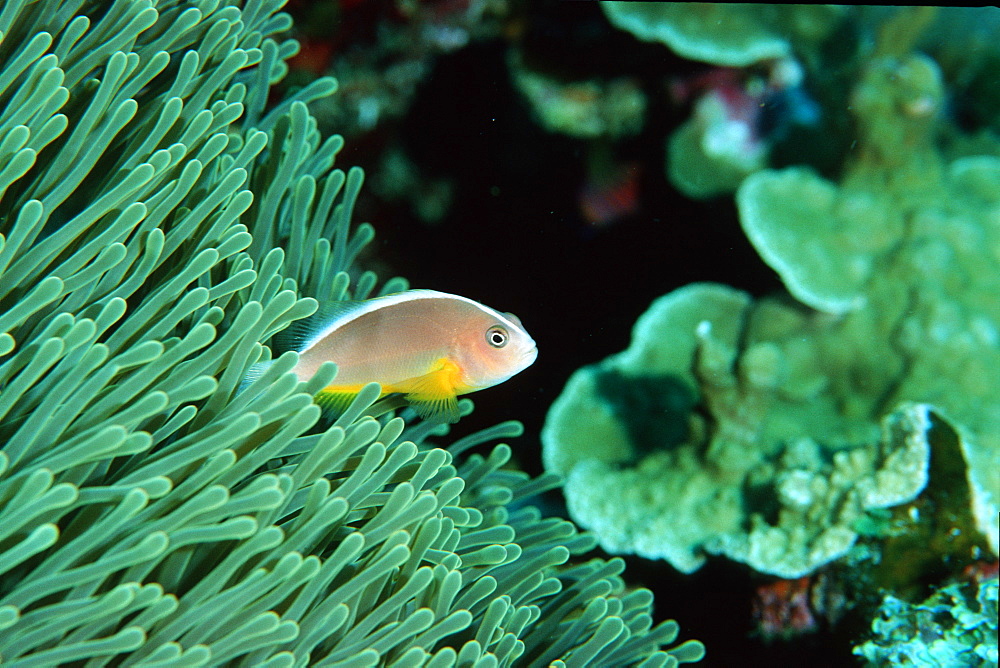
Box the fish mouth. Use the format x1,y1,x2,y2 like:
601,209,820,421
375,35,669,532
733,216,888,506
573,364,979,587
522,346,538,365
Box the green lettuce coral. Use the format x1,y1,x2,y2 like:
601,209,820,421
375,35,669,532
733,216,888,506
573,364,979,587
602,3,844,201
544,15,998,577
0,1,703,665
543,283,934,577
600,3,841,67
736,50,1000,557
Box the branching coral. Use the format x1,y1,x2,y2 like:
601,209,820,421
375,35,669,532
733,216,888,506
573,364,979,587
0,1,703,665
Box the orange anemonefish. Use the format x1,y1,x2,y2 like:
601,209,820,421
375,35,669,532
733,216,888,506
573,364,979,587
248,289,537,423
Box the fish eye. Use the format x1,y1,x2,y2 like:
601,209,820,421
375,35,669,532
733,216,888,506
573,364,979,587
486,325,508,348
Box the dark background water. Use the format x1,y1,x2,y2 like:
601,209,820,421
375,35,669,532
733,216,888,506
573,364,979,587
365,45,854,666
286,2,865,663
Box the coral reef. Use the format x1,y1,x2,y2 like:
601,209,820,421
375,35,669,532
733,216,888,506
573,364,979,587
666,59,818,199
508,49,646,140
605,6,1000,205
288,0,511,139
665,70,767,199
751,577,817,641
0,1,703,665
752,571,850,641
853,578,998,666
600,3,841,68
543,5,999,580
543,283,934,578
736,50,1000,558
602,3,841,199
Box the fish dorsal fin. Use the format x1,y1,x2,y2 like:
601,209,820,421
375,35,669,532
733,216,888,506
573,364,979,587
403,358,463,423
272,291,441,353
271,299,369,353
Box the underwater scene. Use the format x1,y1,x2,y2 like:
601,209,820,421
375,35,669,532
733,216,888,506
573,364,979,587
0,1,996,666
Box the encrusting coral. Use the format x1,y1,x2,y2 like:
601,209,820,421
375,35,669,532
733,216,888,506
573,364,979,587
0,1,704,665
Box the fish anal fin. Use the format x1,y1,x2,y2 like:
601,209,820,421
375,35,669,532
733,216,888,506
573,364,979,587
314,390,362,416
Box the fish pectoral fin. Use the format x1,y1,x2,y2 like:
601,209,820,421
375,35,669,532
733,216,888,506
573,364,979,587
403,359,463,423
405,394,462,423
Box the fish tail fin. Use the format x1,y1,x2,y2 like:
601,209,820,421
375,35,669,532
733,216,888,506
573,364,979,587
239,359,273,393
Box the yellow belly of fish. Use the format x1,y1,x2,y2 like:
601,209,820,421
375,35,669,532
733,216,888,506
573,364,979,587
317,358,469,422
322,358,464,395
